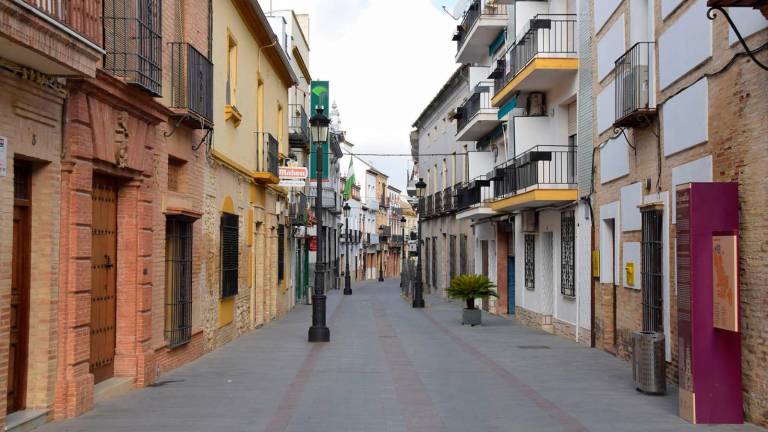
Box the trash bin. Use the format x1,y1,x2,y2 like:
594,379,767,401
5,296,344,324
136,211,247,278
632,331,666,395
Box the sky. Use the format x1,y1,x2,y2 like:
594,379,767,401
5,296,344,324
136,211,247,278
262,0,460,191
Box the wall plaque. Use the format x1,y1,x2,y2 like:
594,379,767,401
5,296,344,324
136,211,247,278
712,234,738,332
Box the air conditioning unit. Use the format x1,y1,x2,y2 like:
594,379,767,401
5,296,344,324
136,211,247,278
521,211,538,233
527,92,546,116
622,65,650,113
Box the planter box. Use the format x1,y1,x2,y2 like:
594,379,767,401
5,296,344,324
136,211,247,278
462,308,482,326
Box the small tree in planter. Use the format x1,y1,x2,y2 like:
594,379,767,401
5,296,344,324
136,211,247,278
446,274,498,326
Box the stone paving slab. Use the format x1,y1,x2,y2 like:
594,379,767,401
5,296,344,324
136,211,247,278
38,279,762,432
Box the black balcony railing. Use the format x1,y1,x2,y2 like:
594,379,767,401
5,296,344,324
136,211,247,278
169,43,213,127
289,104,309,145
255,133,279,178
103,0,163,96
443,187,457,213
492,145,576,200
495,14,577,96
22,0,102,43
380,225,392,239
289,192,307,225
425,195,434,218
457,83,493,133
434,192,444,215
457,176,493,210
614,42,656,128
455,0,507,53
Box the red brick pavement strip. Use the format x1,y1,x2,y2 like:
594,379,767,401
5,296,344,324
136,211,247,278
421,310,590,432
372,300,448,432
262,295,346,432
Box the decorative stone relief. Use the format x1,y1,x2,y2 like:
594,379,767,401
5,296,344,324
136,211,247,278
115,111,130,168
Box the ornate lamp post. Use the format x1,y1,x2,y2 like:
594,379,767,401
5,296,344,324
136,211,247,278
413,178,426,308
308,107,331,343
343,202,352,295
400,216,406,289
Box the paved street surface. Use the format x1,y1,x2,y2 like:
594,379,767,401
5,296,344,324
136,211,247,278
41,279,760,432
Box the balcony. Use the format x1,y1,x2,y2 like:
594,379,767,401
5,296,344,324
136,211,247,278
434,192,444,215
390,235,404,246
456,82,500,141
169,43,213,129
614,42,656,129
380,225,392,239
0,0,103,76
424,195,434,219
454,0,508,64
455,175,496,220
442,187,457,213
103,0,163,96
490,145,578,213
289,104,309,147
254,132,279,183
492,14,577,107
308,186,339,209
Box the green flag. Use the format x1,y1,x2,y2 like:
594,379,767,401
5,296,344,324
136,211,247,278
343,157,355,200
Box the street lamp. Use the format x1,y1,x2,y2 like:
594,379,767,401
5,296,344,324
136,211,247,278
400,216,406,290
343,202,352,295
413,178,426,308
308,107,331,343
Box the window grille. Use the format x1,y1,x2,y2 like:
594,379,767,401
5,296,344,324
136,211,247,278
560,210,576,297
525,234,535,290
449,235,457,281
641,208,663,332
221,213,239,298
103,0,163,96
165,217,192,348
277,224,285,282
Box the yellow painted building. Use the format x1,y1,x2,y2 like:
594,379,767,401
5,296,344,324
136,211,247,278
204,0,297,348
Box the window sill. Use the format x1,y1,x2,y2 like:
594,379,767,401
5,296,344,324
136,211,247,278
224,104,242,127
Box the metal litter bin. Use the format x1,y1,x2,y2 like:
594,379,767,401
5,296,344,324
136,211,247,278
632,331,666,394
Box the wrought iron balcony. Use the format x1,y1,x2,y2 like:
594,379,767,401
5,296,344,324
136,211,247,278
255,132,279,181
456,82,498,141
20,0,102,43
289,192,308,225
103,0,163,96
494,14,576,100
454,0,508,63
457,175,493,210
307,186,338,209
442,187,457,213
614,42,656,128
434,192,443,215
380,225,392,239
425,195,434,218
289,104,309,146
492,145,576,201
169,42,213,128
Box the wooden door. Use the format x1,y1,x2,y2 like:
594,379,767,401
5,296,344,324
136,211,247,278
90,176,117,384
8,164,31,413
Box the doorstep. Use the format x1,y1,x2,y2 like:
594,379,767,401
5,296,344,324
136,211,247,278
94,377,134,404
5,409,48,432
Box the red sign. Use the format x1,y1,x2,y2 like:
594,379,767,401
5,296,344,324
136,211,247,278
309,236,317,251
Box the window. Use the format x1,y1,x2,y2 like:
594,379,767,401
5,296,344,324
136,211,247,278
561,210,576,297
525,234,535,290
221,213,239,298
226,33,237,105
277,224,285,282
167,157,185,192
165,217,193,347
460,234,468,275
641,208,663,332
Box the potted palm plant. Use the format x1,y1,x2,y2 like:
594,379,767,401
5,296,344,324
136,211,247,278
446,274,498,326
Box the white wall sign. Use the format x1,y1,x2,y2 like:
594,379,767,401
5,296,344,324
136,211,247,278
279,166,308,180
0,136,7,177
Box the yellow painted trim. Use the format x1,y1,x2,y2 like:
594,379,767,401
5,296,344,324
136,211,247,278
489,189,579,212
247,250,253,286
211,150,278,184
222,196,235,213
224,104,242,126
491,57,579,107
219,297,235,327
246,209,254,246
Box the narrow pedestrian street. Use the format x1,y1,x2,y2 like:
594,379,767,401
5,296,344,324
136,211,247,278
39,279,757,432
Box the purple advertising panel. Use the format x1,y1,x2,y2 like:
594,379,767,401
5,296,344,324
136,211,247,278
676,182,742,424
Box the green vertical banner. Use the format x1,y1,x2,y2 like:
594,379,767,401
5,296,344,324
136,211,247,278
309,80,330,180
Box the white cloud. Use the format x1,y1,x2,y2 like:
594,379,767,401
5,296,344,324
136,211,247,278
263,0,458,190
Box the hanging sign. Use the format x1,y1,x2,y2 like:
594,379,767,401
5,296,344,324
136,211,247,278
279,166,308,188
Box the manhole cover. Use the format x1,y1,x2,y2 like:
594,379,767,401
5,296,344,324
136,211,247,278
516,345,550,349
